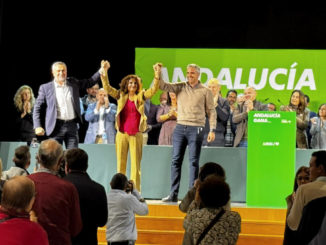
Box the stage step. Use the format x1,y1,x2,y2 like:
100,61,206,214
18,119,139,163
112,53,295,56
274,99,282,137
98,203,287,245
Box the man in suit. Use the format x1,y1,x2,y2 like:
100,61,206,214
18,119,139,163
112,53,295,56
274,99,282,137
64,148,108,245
232,87,268,147
33,61,100,149
144,99,161,145
84,88,117,144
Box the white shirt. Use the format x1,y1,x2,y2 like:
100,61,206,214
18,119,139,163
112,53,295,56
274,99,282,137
106,189,148,242
54,80,76,120
94,106,111,135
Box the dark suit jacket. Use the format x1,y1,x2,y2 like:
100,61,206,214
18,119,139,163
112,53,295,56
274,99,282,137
33,72,100,136
232,100,268,147
145,100,161,145
203,96,230,146
283,196,326,245
64,171,108,245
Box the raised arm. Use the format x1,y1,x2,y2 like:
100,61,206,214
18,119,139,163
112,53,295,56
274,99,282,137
100,60,119,99
143,63,162,99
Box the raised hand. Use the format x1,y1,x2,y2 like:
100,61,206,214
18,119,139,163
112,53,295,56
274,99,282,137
153,63,162,78
100,60,110,76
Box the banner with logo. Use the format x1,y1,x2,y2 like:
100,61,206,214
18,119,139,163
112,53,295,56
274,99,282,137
135,48,326,112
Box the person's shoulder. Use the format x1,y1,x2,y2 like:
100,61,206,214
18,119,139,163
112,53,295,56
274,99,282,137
39,81,53,88
227,210,241,220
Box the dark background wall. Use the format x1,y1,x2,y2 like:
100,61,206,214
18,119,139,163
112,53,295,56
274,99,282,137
1,2,326,141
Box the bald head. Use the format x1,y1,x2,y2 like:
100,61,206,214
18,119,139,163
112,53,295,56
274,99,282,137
244,87,257,101
37,139,63,169
1,176,35,211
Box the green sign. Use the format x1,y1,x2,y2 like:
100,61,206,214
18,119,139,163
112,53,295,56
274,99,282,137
135,48,325,112
246,111,296,208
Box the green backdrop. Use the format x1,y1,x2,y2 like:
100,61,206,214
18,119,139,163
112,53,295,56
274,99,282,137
246,111,296,207
135,48,326,112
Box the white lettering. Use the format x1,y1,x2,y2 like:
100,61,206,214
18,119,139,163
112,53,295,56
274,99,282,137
199,68,214,84
233,68,247,90
248,68,269,90
294,69,316,90
217,68,233,89
269,68,287,90
171,67,185,83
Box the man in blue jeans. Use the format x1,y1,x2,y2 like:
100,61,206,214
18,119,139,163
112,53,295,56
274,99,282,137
157,63,217,202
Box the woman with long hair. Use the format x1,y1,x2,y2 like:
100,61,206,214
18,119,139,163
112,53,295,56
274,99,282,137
157,92,177,145
280,90,309,148
13,85,36,144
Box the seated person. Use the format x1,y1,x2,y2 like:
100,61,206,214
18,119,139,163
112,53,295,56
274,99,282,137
183,175,241,245
1,145,30,180
0,176,48,245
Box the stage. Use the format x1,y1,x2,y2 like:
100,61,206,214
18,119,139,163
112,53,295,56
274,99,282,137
0,142,314,204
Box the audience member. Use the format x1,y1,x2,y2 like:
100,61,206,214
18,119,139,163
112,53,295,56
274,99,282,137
84,88,117,144
308,210,326,245
28,139,82,245
79,82,100,143
305,94,318,148
81,83,100,110
1,145,30,180
280,90,309,149
157,92,177,145
100,61,160,191
159,91,168,107
13,85,36,144
310,103,326,149
0,176,49,245
159,63,216,202
106,173,148,245
285,166,310,216
233,87,268,147
268,102,277,111
183,175,241,245
144,99,161,145
287,151,326,231
179,162,230,213
64,148,108,245
33,61,101,149
224,89,237,147
203,78,230,147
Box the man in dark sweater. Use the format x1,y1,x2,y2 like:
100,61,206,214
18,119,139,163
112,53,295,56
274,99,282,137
64,148,108,245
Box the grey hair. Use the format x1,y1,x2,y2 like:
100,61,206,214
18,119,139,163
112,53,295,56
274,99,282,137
38,139,63,169
187,64,200,74
51,61,67,71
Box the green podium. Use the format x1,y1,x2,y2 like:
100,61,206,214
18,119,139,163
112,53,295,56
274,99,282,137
246,111,296,208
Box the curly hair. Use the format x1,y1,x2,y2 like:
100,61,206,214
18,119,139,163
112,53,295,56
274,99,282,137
119,75,141,94
13,85,35,112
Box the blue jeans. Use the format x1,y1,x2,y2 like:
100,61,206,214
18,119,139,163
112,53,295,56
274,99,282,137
237,139,248,147
170,124,205,196
50,119,79,149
